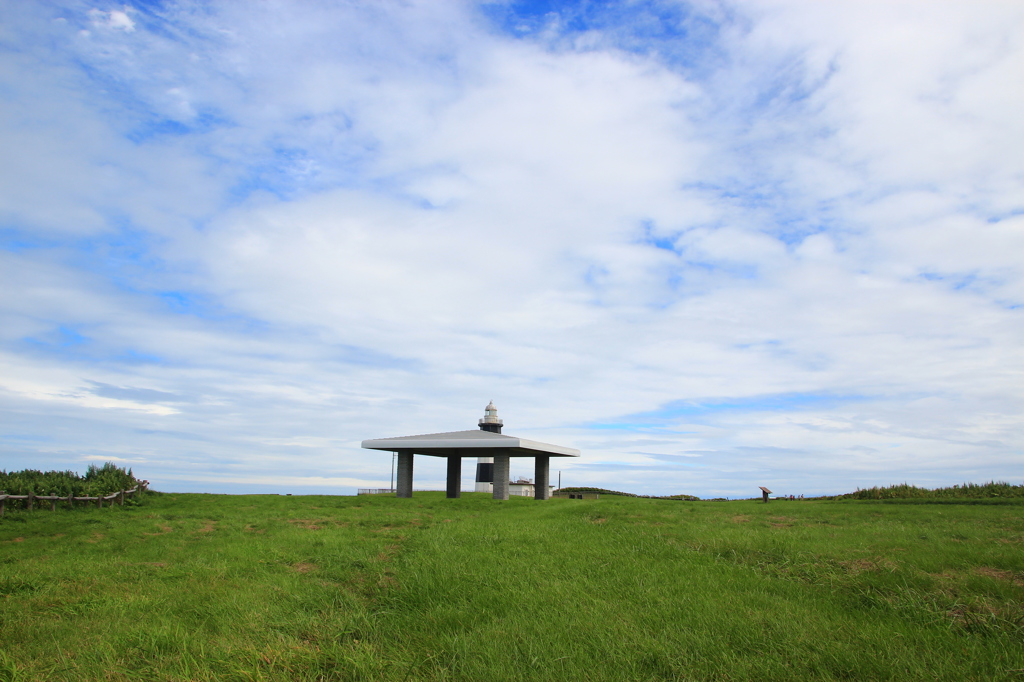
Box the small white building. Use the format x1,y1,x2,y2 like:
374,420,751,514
508,478,555,497
476,476,553,497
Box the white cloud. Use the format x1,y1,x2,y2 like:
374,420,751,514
88,8,135,33
0,1,1021,496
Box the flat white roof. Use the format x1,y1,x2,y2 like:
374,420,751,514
361,429,580,457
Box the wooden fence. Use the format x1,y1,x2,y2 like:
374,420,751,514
0,480,148,517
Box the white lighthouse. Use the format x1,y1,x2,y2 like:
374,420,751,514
474,401,502,493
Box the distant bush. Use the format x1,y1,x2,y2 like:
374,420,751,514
839,481,1024,500
559,487,700,500
0,462,140,498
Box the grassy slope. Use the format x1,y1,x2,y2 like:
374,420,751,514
1,493,1022,681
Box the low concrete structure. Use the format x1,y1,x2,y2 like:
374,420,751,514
553,491,599,500
361,403,580,501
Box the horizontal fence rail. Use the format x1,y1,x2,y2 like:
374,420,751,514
0,481,148,516
357,488,396,495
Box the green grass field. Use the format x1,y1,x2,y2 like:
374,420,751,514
2,492,1023,681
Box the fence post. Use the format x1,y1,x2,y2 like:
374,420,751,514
50,498,57,512
68,494,74,510
0,497,5,517
119,489,125,506
96,496,102,509
27,491,34,512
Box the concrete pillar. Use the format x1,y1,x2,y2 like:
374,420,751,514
534,456,550,500
446,456,462,499
492,454,510,500
396,450,414,498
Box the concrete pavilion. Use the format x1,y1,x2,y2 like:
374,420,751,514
361,402,580,500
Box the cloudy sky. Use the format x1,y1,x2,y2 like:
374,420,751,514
1,0,1021,498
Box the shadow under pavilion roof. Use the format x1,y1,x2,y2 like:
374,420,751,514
361,429,580,458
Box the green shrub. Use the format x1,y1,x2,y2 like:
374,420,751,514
0,462,140,500
840,481,1024,499
558,486,699,500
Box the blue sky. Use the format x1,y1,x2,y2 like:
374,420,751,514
1,0,1022,497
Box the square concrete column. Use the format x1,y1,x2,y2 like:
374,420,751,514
396,450,414,498
446,455,462,499
534,455,550,500
492,454,510,500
